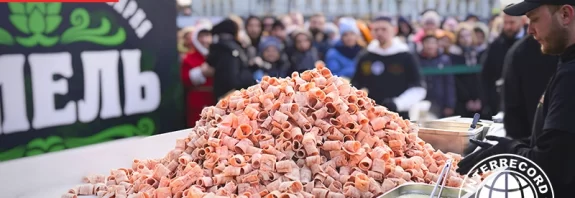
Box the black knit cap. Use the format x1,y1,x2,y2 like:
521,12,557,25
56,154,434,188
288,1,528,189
211,18,239,36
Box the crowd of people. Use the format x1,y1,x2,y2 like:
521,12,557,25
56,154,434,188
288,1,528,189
179,10,529,129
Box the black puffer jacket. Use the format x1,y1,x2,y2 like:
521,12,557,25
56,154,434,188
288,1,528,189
207,33,255,102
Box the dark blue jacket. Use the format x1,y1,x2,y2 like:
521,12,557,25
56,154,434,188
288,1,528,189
418,54,456,115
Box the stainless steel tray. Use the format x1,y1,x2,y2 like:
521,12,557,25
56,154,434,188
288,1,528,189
378,183,470,198
417,120,485,155
438,117,492,140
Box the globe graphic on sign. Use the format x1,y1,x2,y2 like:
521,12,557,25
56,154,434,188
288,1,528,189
475,170,537,198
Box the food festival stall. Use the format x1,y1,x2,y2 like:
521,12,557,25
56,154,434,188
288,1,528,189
0,64,506,198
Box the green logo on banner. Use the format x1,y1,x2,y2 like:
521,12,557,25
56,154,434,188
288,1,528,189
0,117,155,161
1,2,126,47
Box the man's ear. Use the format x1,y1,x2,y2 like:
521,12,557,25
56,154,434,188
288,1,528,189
561,5,575,25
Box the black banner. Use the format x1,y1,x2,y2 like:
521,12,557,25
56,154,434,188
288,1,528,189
0,1,184,161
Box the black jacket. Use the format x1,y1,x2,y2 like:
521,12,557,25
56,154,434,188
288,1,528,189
258,54,291,78
514,44,575,198
480,33,522,117
352,38,426,119
288,47,319,74
449,45,483,117
502,36,558,139
207,34,255,102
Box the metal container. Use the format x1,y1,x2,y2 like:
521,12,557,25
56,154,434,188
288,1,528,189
438,117,493,141
378,183,470,198
417,120,485,155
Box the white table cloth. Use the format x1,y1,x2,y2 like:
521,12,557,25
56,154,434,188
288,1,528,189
0,129,192,198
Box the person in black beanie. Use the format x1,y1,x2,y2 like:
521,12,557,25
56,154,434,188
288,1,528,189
207,18,256,102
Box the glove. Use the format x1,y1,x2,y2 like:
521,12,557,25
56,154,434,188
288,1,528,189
253,69,265,82
456,136,521,174
382,99,398,112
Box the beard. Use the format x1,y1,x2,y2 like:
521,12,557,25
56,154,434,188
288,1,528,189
540,23,569,55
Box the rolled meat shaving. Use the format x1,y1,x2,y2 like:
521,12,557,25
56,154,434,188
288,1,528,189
358,156,372,171
229,154,247,167
260,154,277,171
367,171,383,181
328,180,343,193
264,145,288,160
405,149,425,157
320,141,341,151
326,192,345,198
343,185,361,198
370,117,390,131
447,176,463,187
263,177,282,192
389,177,409,186
311,188,329,198
406,168,424,180
96,191,107,197
371,158,386,174
300,166,312,183
361,135,378,149
83,174,107,184
167,160,180,172
339,165,352,177
324,166,340,181
137,184,154,193
354,173,370,192
322,175,336,187
241,171,260,184
400,158,416,170
304,155,321,167
158,177,172,188
76,183,94,195
380,178,396,193
276,160,297,173
234,124,253,139
178,153,193,165
237,183,252,194
223,166,242,176
348,151,367,167
68,186,79,195
279,181,304,193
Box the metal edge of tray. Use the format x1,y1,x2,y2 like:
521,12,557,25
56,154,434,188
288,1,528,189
418,126,484,137
418,120,484,134
426,119,491,140
377,183,470,198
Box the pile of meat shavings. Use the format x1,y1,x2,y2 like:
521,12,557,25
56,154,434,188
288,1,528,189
63,63,464,198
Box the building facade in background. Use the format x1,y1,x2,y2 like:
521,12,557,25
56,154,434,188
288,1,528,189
187,0,500,20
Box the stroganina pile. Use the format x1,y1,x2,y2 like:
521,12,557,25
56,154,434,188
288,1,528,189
63,63,465,198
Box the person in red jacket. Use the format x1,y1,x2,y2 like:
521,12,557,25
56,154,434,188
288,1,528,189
181,23,214,127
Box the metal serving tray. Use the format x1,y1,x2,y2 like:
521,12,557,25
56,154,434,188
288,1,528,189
378,183,470,198
438,116,493,140
417,120,485,155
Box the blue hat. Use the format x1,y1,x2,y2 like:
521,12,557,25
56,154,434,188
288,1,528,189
338,17,359,35
258,36,284,52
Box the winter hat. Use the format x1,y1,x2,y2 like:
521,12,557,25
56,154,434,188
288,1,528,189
258,36,284,53
338,17,359,35
324,22,339,35
211,18,239,36
290,28,313,41
421,11,442,27
191,23,212,56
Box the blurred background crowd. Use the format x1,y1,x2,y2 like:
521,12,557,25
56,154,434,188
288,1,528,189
177,0,539,140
